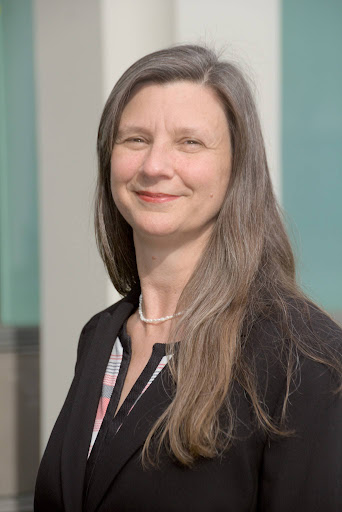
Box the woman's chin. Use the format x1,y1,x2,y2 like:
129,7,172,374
136,227,179,239
132,221,184,241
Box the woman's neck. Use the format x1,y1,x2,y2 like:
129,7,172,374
133,230,209,321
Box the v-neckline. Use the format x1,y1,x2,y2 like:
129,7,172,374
84,320,169,502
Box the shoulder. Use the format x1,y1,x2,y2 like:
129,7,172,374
247,298,342,358
79,297,124,335
243,298,342,418
75,287,140,368
80,286,140,335
287,298,342,342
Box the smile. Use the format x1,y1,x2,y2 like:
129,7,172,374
136,191,180,203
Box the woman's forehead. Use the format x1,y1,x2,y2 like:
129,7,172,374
119,81,229,134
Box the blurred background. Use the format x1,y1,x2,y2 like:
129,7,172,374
0,0,341,510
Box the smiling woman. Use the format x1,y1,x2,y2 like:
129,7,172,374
34,45,342,512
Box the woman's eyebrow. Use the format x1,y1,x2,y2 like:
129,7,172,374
116,125,152,137
173,127,210,138
174,127,220,146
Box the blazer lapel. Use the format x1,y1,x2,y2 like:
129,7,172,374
61,299,136,512
84,365,174,512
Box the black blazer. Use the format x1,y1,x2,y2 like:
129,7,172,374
34,291,342,512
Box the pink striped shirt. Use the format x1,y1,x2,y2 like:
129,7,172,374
88,333,170,456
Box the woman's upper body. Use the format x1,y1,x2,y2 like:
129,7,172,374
34,289,342,512
34,44,342,511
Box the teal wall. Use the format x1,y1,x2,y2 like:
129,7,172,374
282,0,342,311
0,0,39,325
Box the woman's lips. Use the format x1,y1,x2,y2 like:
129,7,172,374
136,191,180,203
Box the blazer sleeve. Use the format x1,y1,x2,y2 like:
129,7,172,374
258,355,342,511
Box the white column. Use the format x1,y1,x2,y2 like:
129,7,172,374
100,0,175,99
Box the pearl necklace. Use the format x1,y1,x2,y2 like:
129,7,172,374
138,294,184,324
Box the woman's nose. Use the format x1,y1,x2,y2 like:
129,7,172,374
140,142,174,179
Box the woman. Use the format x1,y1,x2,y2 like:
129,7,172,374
34,45,342,511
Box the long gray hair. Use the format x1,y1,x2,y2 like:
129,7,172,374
95,45,342,467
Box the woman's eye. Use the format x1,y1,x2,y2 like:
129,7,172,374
182,139,202,150
127,137,145,143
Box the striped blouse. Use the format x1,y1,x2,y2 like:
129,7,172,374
88,322,171,457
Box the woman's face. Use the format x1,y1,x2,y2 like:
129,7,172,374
110,81,232,243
